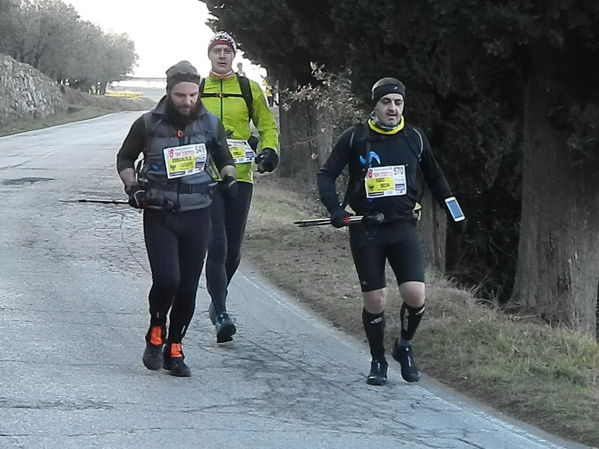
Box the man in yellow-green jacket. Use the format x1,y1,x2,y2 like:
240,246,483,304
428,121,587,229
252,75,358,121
201,31,279,343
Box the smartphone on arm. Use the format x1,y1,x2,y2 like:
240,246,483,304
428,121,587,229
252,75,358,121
444,196,465,222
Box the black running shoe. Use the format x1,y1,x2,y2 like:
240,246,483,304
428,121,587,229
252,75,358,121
367,359,388,386
392,340,421,382
215,312,236,343
142,326,164,370
163,343,191,377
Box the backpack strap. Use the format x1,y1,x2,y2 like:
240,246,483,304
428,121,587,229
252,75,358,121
143,112,163,139
139,112,162,169
199,74,254,120
202,112,219,143
358,122,371,177
236,74,254,118
341,123,369,208
412,127,426,207
413,127,424,162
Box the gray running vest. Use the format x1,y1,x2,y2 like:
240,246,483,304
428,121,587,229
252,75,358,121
139,108,219,211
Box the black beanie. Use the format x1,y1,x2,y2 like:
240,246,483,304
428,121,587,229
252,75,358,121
165,60,201,91
371,77,406,104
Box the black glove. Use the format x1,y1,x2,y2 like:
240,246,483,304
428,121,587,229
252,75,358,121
450,218,468,234
330,207,351,228
126,184,145,209
218,175,238,199
255,148,279,173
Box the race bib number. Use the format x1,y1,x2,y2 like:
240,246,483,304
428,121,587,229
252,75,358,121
163,143,207,179
365,165,407,198
227,139,254,164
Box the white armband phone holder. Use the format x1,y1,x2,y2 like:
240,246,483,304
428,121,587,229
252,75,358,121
444,196,466,222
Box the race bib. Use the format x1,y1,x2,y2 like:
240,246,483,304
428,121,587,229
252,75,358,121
163,143,207,179
227,139,254,164
365,165,407,198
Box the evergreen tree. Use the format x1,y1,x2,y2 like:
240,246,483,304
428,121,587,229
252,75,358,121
201,0,599,336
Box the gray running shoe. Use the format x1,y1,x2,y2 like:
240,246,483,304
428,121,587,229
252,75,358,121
215,312,236,343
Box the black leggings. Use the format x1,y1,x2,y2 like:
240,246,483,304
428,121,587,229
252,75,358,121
349,221,425,292
205,182,253,314
143,208,211,343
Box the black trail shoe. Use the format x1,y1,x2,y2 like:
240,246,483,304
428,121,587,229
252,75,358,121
392,340,421,383
142,326,165,370
367,359,388,386
215,312,236,343
163,343,191,377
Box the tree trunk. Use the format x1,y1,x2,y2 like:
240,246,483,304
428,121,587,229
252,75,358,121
511,46,599,338
278,94,332,184
418,189,446,273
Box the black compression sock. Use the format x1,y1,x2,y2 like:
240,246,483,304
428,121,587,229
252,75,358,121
362,308,386,360
400,303,425,342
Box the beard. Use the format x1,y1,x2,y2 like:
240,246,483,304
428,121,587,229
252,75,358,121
165,97,200,127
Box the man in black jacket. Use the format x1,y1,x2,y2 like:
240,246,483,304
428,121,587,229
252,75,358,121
317,77,467,386
116,61,235,377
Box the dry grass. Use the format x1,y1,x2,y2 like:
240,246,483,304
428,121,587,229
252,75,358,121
0,88,154,137
246,174,599,448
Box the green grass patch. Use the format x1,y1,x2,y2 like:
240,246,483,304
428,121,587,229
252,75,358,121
420,310,599,443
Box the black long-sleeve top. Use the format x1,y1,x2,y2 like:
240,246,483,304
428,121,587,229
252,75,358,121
317,122,453,218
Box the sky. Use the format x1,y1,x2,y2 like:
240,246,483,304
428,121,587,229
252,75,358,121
65,0,266,80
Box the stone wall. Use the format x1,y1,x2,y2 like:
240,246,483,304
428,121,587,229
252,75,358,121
0,54,67,126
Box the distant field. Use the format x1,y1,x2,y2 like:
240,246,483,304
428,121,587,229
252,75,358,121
109,78,165,102
105,91,144,100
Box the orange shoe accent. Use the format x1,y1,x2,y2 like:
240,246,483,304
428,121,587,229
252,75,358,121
170,343,183,358
149,326,163,346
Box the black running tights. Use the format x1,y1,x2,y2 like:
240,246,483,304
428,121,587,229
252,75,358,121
205,182,253,314
143,208,211,343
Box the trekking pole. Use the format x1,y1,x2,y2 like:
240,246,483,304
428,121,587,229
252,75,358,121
60,198,129,205
293,216,363,227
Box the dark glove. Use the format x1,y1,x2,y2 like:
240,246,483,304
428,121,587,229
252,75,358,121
450,218,468,234
218,175,238,199
255,148,279,173
330,207,351,228
126,184,145,209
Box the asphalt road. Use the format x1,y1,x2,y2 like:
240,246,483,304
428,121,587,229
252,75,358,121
0,112,589,449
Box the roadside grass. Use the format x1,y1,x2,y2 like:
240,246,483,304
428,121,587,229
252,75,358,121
246,174,599,448
0,106,115,137
0,89,154,137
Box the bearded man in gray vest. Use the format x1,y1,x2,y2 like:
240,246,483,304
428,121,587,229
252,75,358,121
117,61,236,377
